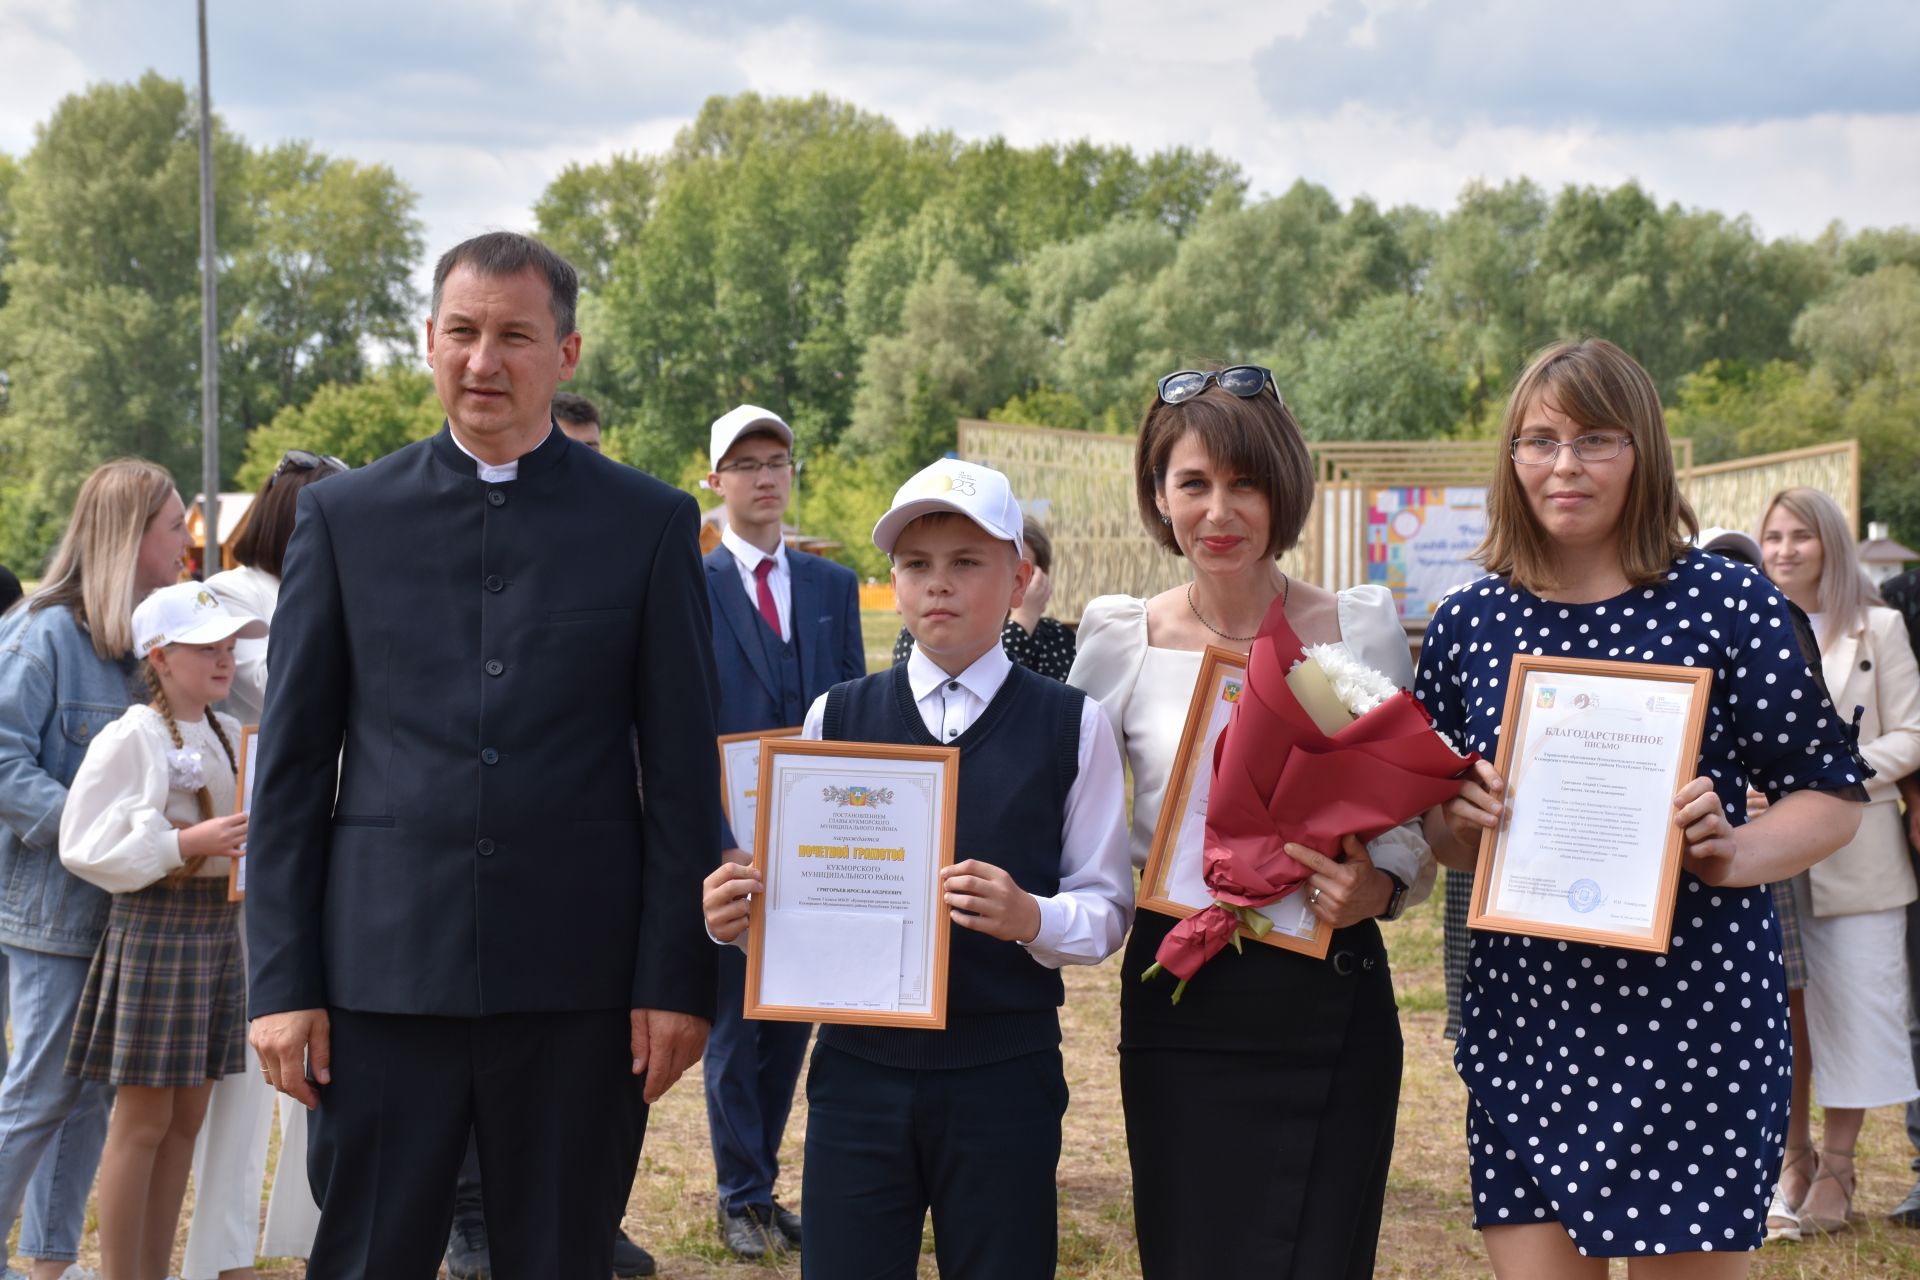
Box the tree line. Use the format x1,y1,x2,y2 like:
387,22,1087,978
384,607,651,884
2,84,1915,578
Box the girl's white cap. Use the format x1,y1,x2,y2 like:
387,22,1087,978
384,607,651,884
872,457,1024,557
133,582,267,656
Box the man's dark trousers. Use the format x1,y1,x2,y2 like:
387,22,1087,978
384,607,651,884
308,1009,644,1277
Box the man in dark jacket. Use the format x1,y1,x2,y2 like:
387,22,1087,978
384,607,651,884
246,231,720,1278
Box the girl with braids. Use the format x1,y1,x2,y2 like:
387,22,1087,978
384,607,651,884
58,582,264,1280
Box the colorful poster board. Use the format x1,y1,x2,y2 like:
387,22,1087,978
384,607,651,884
1366,486,1488,621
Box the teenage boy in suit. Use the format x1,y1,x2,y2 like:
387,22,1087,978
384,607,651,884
703,457,1133,1279
700,403,866,1257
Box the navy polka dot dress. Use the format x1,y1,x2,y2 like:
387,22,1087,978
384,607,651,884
1415,553,1868,1259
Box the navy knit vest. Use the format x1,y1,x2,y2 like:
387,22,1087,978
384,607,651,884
819,660,1082,1069
750,608,807,729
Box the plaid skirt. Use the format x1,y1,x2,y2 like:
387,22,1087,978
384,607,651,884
66,878,246,1088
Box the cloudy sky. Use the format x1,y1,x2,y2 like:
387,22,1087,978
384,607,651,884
5,0,1917,295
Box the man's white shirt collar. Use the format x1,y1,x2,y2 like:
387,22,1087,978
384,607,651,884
450,425,551,482
721,524,788,577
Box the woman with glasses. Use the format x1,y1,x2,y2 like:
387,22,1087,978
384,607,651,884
1419,339,1868,1278
1068,365,1435,1278
181,450,346,1280
1751,486,1920,1239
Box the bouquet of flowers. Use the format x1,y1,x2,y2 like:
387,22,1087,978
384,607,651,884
1143,597,1476,1002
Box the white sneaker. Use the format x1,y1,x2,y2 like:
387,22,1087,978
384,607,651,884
58,1268,102,1280
1766,1182,1803,1242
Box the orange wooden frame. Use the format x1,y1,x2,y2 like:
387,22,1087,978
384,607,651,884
1138,646,1332,961
745,737,959,1029
1468,655,1713,953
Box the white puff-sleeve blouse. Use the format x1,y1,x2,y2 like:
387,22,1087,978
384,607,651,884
1067,585,1436,907
59,704,241,892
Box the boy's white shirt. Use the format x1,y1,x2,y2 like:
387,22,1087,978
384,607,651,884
719,523,793,642
790,640,1135,969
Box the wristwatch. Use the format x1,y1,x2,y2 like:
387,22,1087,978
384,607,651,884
1378,870,1409,921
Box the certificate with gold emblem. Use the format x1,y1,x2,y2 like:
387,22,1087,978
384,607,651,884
1468,655,1712,953
745,737,959,1028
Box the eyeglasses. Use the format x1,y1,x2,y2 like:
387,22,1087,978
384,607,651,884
1510,434,1634,465
1156,365,1282,407
273,450,350,480
715,457,796,476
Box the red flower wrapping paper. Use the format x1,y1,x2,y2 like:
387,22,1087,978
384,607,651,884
1149,595,1477,990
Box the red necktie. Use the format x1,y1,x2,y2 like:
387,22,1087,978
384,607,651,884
753,558,781,637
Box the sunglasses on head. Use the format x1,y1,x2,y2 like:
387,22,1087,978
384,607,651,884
272,450,350,481
1156,365,1282,407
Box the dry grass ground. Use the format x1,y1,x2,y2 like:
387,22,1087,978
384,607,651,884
71,892,1918,1277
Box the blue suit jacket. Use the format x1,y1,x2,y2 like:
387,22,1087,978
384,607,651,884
705,544,866,848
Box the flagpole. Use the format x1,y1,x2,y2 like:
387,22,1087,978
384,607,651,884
196,0,220,574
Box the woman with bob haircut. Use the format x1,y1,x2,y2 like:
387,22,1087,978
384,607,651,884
1419,338,1869,1277
0,457,191,1278
1752,486,1920,1238
1069,364,1436,1278
182,448,347,1280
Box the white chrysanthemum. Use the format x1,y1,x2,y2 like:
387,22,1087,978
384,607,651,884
1299,643,1399,717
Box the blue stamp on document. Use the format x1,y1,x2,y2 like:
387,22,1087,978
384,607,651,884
1567,879,1604,914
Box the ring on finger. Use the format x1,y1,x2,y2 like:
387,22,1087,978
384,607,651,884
1309,886,1323,906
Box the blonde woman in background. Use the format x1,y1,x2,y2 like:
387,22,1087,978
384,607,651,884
0,459,190,1280
1759,486,1920,1235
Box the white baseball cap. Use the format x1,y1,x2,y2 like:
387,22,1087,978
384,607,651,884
708,404,795,471
872,457,1025,558
1695,526,1762,567
132,581,267,657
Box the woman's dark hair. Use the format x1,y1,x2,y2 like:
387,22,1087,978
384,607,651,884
230,462,340,577
1134,383,1314,558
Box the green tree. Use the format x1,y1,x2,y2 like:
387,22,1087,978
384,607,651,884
1791,264,1920,391
0,75,422,568
846,260,1040,467
533,153,659,291
0,151,20,316
1291,295,1464,441
225,142,423,450
0,74,247,563
235,366,441,489
587,94,918,475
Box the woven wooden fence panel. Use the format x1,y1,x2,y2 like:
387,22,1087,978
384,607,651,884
1685,441,1859,538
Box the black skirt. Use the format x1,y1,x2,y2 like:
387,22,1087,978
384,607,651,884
1119,909,1403,1280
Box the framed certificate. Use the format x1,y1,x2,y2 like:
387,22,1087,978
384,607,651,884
1468,655,1713,952
745,737,959,1028
717,728,801,857
1140,647,1331,960
229,724,260,902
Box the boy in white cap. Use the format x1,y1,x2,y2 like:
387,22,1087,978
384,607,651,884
699,403,865,1258
702,456,1132,1279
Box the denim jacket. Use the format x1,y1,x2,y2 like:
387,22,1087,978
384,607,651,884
0,603,143,956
